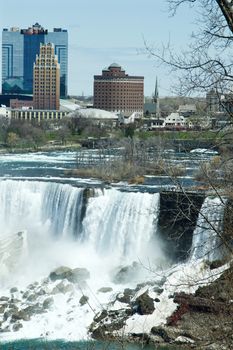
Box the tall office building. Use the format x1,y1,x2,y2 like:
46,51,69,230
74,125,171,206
93,63,144,117
33,43,60,110
2,23,68,96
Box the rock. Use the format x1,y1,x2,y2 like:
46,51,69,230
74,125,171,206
133,292,155,315
79,295,89,306
10,287,18,294
173,292,228,314
149,334,164,343
174,335,195,344
0,325,10,333
153,287,164,295
43,297,54,309
0,304,7,314
116,288,134,304
208,260,225,270
12,322,23,332
0,297,9,302
49,266,72,281
23,304,44,316
27,294,37,302
151,326,172,343
22,291,30,299
37,288,46,296
93,310,108,323
154,298,160,303
98,287,113,293
11,310,31,322
49,266,90,283
52,282,73,294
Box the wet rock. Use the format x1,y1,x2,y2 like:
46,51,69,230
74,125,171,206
23,304,44,316
22,291,30,299
0,297,9,302
149,334,164,343
133,292,155,315
49,266,90,283
10,287,18,294
153,287,164,295
151,326,172,343
116,288,134,304
49,266,72,281
52,281,73,294
174,292,228,314
12,322,23,332
79,295,89,306
27,283,36,290
93,309,108,323
0,304,7,314
0,325,10,333
37,288,46,296
208,260,225,270
27,294,37,302
11,310,31,322
4,306,19,321
98,287,113,293
43,297,54,309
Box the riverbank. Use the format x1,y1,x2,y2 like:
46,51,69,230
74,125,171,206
0,142,82,154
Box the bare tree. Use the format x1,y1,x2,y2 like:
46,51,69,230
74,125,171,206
145,0,233,96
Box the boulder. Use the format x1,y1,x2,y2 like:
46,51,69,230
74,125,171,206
27,294,37,302
10,287,18,294
51,282,73,294
12,322,23,332
43,297,54,309
11,310,31,322
49,266,90,283
23,304,44,316
79,295,89,306
116,288,134,304
0,304,7,314
133,292,155,315
0,297,9,302
49,266,72,281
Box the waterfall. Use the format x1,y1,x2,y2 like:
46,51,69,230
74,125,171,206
190,196,225,261
81,188,160,263
0,180,84,238
0,180,162,278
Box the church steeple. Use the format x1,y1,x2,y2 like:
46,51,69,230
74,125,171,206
153,77,160,117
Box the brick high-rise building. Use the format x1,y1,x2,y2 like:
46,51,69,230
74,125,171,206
2,23,68,96
93,63,144,117
33,43,60,110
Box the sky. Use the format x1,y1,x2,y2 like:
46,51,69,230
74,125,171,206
0,0,196,97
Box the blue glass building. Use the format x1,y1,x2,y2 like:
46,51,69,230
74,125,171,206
2,23,68,97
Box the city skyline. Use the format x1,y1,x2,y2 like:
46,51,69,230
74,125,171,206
1,0,196,97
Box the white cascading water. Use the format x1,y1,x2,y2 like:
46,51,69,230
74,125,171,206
82,188,160,263
0,180,228,341
0,180,162,286
190,196,225,261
